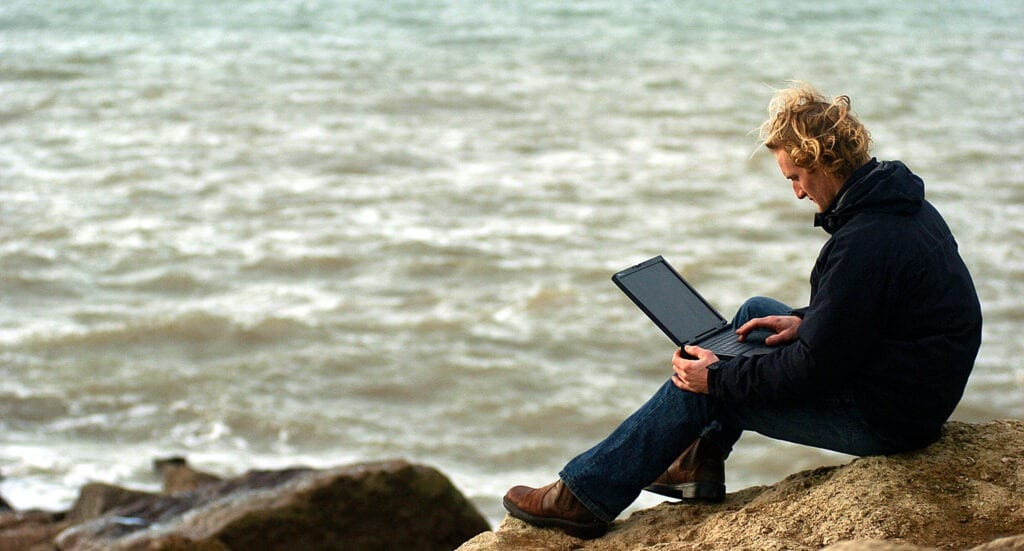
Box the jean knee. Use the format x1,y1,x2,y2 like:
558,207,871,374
732,296,792,328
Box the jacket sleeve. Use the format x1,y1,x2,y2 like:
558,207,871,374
708,226,890,404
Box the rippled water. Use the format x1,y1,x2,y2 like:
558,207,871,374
1,0,1022,525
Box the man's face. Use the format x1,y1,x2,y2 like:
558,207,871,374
773,149,843,213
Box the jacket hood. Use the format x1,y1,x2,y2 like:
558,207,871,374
815,159,924,234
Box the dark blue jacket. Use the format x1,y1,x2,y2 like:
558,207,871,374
707,159,982,450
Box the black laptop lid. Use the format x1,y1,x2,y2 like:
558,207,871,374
612,256,728,346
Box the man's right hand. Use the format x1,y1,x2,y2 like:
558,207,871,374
735,315,802,346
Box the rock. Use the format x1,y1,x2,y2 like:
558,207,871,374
0,472,12,513
0,509,68,551
66,483,158,525
820,540,940,551
55,459,490,551
152,457,222,494
967,535,1024,550
459,419,1024,551
821,536,1024,550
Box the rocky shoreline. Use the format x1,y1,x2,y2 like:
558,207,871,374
2,420,1021,550
0,459,490,551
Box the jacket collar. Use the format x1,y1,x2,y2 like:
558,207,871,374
814,158,923,234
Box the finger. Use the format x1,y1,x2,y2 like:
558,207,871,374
765,328,795,346
734,318,762,336
685,344,710,359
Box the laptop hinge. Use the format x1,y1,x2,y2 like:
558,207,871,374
694,323,729,341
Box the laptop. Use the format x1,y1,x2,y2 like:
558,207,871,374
612,255,773,359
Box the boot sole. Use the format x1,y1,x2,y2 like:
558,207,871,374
643,481,725,502
502,496,609,539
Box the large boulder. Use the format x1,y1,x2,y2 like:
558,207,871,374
56,459,490,551
460,419,1024,550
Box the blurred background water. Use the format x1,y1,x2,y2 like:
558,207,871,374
1,0,1022,526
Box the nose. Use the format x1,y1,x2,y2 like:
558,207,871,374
793,181,806,199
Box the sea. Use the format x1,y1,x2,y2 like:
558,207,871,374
1,0,1022,528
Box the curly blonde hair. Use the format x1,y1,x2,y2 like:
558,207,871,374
760,82,872,181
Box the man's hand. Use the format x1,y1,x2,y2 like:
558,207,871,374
671,345,718,394
735,315,802,346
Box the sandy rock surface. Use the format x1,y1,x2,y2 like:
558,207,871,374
460,419,1024,551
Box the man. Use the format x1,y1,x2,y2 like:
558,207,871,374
502,82,983,539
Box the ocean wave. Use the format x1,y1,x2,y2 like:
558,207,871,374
0,272,81,299
12,310,322,353
371,87,521,116
0,65,86,82
0,93,59,125
242,254,360,278
288,145,446,176
0,393,70,424
102,269,212,295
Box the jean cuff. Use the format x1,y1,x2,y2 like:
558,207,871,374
557,471,616,523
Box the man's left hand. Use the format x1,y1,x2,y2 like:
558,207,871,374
671,345,719,394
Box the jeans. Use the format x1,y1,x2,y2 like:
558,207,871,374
559,296,898,522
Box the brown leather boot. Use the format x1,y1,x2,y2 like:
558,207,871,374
503,480,608,539
643,437,726,501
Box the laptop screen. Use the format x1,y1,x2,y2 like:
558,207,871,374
612,257,728,346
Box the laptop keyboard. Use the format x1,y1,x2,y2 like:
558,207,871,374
699,330,750,355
